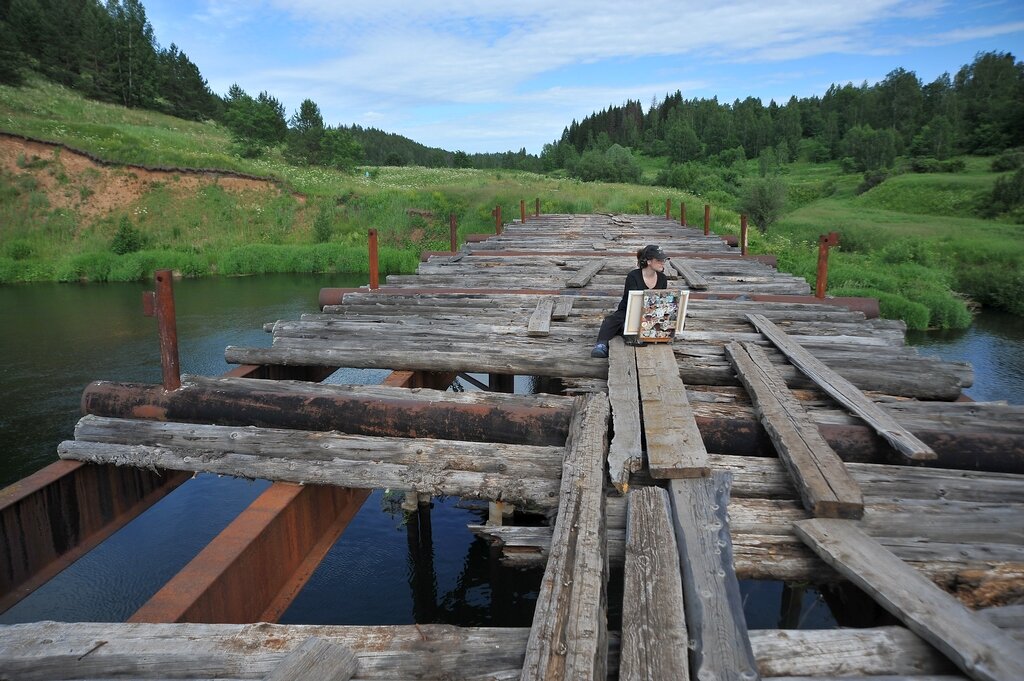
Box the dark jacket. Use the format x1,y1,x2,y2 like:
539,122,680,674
615,268,668,313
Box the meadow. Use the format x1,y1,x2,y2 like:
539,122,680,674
2,79,1021,330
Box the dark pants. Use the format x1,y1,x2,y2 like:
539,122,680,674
597,310,626,343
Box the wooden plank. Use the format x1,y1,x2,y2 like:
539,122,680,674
668,472,760,681
264,637,357,681
621,486,690,681
528,296,555,337
794,518,1024,681
747,313,936,461
671,259,709,289
636,345,709,478
725,341,863,518
566,259,604,287
551,296,574,320
522,394,610,681
607,337,642,492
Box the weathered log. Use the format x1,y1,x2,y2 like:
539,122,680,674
637,345,709,478
82,376,573,447
794,519,1024,681
522,394,610,681
726,341,863,518
607,338,642,492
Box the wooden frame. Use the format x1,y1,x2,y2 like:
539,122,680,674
624,289,689,343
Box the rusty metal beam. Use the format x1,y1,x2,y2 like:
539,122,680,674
128,483,370,624
81,378,571,446
418,249,779,267
0,461,189,614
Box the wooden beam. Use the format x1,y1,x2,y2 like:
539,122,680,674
636,345,709,478
566,259,604,287
522,394,610,680
59,418,562,509
747,313,936,461
725,341,863,518
528,296,555,337
794,518,1024,681
671,259,709,290
551,296,574,320
607,337,642,492
264,637,357,681
621,486,691,681
668,472,759,681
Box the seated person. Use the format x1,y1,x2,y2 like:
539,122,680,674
591,244,668,358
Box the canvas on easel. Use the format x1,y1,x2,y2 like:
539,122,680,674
623,289,690,344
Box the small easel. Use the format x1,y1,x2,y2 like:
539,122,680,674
623,289,690,346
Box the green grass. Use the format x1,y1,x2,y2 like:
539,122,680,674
2,78,1021,328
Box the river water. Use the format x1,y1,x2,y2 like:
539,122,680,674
0,274,1021,627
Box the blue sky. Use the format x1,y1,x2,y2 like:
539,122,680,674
144,0,1024,154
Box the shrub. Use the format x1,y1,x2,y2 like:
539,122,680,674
739,177,787,232
5,239,34,261
988,167,1024,219
110,216,144,255
907,157,966,173
991,151,1024,172
830,287,931,330
856,170,889,195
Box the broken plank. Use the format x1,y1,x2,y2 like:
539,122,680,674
528,296,555,337
567,260,605,287
747,313,936,461
607,337,642,492
551,296,574,320
725,341,863,519
264,637,357,681
669,472,759,681
793,518,1024,681
522,394,610,680
621,486,690,681
636,344,709,478
671,259,709,290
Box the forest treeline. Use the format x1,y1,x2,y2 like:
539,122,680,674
1,0,1022,184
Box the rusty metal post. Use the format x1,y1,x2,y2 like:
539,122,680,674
645,200,650,215
142,269,181,391
494,205,503,235
535,198,540,217
520,199,526,224
704,204,711,236
681,202,686,226
816,232,840,299
368,229,379,290
665,199,671,219
741,214,749,256
449,213,457,253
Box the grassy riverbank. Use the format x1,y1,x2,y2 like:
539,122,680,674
2,79,1021,330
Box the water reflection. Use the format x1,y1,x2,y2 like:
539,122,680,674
908,311,1024,404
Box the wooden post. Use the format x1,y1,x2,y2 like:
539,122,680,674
368,229,379,290
494,205,502,235
816,232,839,299
645,200,650,215
520,199,526,224
449,213,457,253
150,269,181,391
704,204,710,236
741,214,749,256
680,202,686,226
665,198,671,219
535,197,540,217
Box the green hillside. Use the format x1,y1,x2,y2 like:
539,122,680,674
3,78,1023,329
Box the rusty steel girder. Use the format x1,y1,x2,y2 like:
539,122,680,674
81,379,570,446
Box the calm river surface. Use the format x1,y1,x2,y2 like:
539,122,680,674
0,274,1021,627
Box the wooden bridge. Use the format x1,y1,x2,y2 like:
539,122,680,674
2,212,1023,680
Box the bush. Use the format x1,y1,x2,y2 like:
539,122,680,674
988,167,1024,219
830,287,931,330
991,151,1024,172
110,217,144,255
4,239,34,261
907,157,966,173
739,177,787,232
856,169,889,195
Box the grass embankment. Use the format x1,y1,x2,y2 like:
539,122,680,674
0,80,714,285
708,157,1023,328
3,79,1022,330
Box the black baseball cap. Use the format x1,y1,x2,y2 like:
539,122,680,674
642,245,667,260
